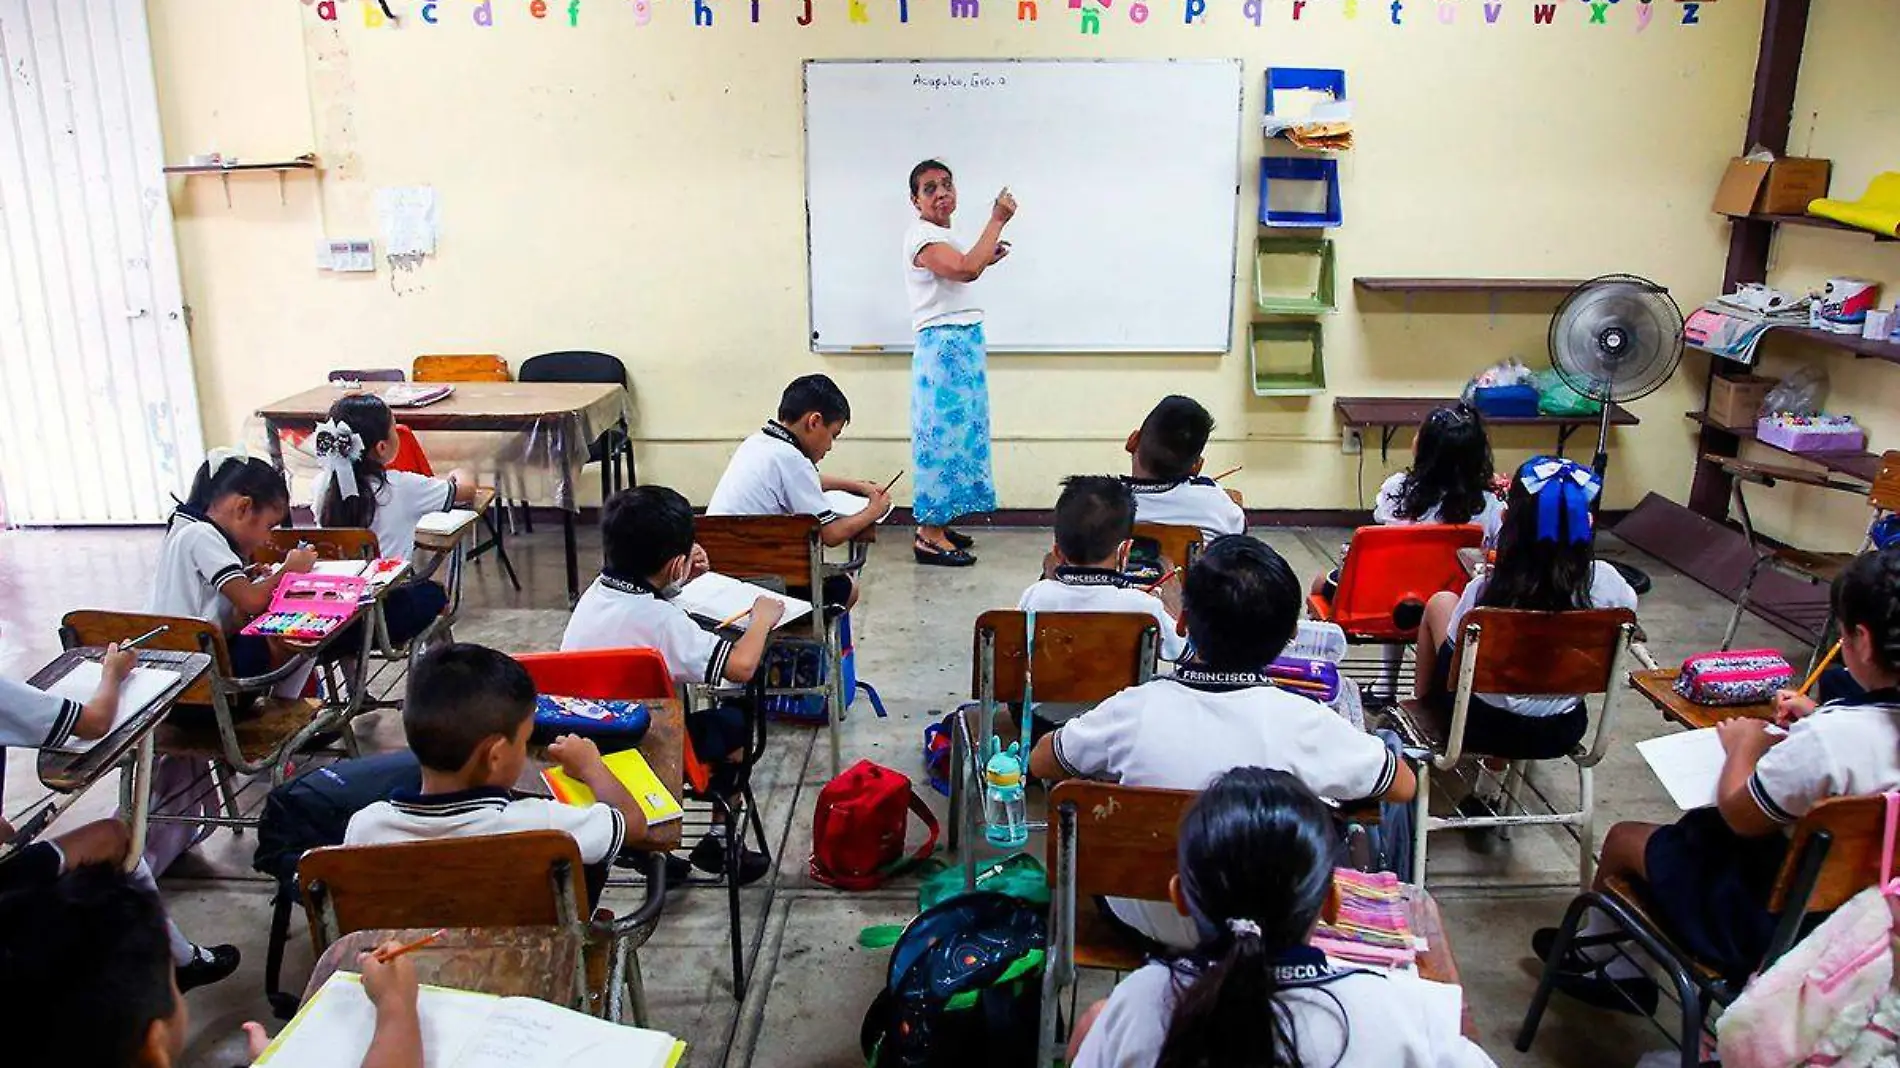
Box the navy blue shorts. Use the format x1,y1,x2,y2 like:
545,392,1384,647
227,633,274,679
1641,807,1790,979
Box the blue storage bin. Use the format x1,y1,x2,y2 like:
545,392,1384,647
1472,385,1541,418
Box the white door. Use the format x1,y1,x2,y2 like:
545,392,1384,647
0,0,203,525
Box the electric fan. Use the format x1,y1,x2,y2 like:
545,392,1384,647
1547,273,1686,593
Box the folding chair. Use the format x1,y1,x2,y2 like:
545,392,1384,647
1390,607,1637,890
1721,451,1900,654
299,830,666,1025
1517,794,1895,1068
1308,524,1483,704
1039,781,1196,1068
518,350,636,496
950,611,1160,886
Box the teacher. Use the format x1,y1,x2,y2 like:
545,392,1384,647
904,159,1016,567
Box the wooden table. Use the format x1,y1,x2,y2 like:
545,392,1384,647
1336,397,1639,463
1408,886,1481,1042
304,926,585,1007
258,382,631,602
1629,668,1775,730
516,698,686,854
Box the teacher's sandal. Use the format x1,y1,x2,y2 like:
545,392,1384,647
914,536,976,568
942,528,976,550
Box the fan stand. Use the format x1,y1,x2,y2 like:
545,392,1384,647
1588,397,1653,596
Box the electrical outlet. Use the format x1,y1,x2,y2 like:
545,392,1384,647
1341,429,1362,455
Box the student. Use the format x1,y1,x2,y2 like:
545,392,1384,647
313,393,477,646
0,643,132,749
344,643,646,903
707,373,889,594
1314,402,1504,599
561,486,783,884
1029,535,1416,947
148,450,316,678
1122,396,1245,542
1537,547,1900,1011
0,864,421,1068
1411,456,1637,760
1018,476,1185,663
1070,767,1494,1068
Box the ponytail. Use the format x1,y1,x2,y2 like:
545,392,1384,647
183,451,289,515
316,394,394,529
1158,926,1326,1068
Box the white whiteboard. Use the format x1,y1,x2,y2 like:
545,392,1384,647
804,60,1243,354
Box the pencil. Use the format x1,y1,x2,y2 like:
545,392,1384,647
1797,641,1842,697
880,469,906,494
1210,465,1243,482
121,625,169,650
1142,567,1182,593
715,606,753,631
373,928,448,964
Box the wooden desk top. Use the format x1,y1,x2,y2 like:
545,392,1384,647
304,926,585,1006
258,382,624,428
1629,668,1776,730
1336,396,1639,429
1705,454,1869,494
33,649,213,793
1408,887,1479,1042
519,699,686,853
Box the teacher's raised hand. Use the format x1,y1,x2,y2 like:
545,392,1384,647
993,187,1018,224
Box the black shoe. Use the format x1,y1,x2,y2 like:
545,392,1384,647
689,832,771,886
615,851,694,886
1454,794,1504,855
1549,966,1661,1016
1532,926,1602,971
943,528,975,550
914,539,976,568
176,944,241,993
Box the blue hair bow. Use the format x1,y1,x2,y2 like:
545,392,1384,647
1519,456,1600,544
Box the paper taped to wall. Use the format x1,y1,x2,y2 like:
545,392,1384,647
375,186,439,257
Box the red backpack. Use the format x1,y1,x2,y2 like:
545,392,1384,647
810,760,940,891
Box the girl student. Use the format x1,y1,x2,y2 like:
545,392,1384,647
1410,455,1638,760
1069,766,1494,1068
1538,546,1900,1011
147,450,317,678
313,393,476,646
1313,402,1503,599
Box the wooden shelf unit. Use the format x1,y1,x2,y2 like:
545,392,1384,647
1768,324,1900,364
1684,409,1880,482
1729,211,1898,243
1352,277,1587,294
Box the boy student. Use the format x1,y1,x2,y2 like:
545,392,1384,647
0,864,422,1068
707,374,888,607
1019,476,1185,663
562,486,783,884
1123,395,1245,541
1029,534,1416,948
345,644,646,901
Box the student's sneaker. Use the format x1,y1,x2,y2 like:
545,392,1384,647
615,850,695,886
176,943,241,993
688,832,771,886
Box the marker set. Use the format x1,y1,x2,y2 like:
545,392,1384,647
241,573,365,641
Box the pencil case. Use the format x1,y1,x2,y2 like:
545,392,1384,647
1267,656,1341,703
530,694,650,752
1673,649,1793,706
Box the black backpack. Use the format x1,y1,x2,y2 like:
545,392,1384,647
860,891,1048,1068
252,752,421,1018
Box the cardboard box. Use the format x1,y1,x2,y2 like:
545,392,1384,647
1707,373,1777,428
1713,157,1833,217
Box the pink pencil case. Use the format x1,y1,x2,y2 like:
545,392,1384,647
1673,648,1793,706
241,573,365,641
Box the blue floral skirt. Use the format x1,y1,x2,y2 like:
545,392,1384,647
911,322,997,527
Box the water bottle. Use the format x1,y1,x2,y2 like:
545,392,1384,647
983,742,1029,848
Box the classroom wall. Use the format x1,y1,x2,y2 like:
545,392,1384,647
1735,1,1900,552
145,0,1766,514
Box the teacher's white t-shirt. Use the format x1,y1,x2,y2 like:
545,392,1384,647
904,219,984,333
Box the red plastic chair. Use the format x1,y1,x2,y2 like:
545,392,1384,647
511,649,707,792
1309,524,1483,700
388,424,435,477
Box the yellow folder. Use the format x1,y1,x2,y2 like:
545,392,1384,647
542,748,683,825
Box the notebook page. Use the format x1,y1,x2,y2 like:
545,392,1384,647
254,973,493,1068
1635,727,1784,811
822,491,894,523
417,509,481,536
460,998,680,1068
673,573,812,632
44,662,182,753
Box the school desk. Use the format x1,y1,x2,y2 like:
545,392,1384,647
304,926,585,1008
256,382,632,603
19,648,211,869
1408,886,1481,1042
1335,397,1640,463
514,698,686,855
1629,668,1776,731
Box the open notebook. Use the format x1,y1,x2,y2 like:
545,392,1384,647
1637,724,1785,811
42,660,183,754
417,509,482,537
674,572,811,632
256,972,683,1068
823,490,895,523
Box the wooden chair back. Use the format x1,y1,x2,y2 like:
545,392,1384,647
1457,607,1637,697
1130,522,1203,572
413,354,510,383
1048,781,1193,903
251,528,382,567
694,515,822,593
971,610,1157,705
61,610,230,703
298,831,588,951
1770,794,1895,914
1869,452,1900,514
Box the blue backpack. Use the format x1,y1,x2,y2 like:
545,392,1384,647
859,892,1047,1068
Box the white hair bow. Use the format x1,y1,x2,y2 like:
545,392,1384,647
205,444,249,477
312,419,364,500
1227,918,1262,939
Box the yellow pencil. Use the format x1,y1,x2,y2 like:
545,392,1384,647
373,928,447,963
1797,641,1842,697
715,606,752,631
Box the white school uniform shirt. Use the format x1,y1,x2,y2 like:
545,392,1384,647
146,509,248,632
0,676,81,749
561,573,735,687
1747,690,1900,826
1372,472,1506,544
1016,568,1187,662
904,219,984,333
707,423,837,524
1124,476,1246,542
1075,957,1496,1068
326,471,454,563
1049,673,1399,947
344,786,626,866
1446,561,1638,718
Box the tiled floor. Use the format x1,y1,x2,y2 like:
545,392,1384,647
0,522,1802,1067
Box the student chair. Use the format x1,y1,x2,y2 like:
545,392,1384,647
1039,781,1197,1068
1390,607,1637,890
1721,450,1900,653
950,612,1161,886
1129,522,1203,576
411,353,511,383
1308,523,1484,704
326,368,406,385
298,830,667,1025
387,423,521,593
1517,794,1895,1068
518,350,637,497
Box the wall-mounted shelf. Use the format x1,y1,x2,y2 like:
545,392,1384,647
1353,277,1586,293
163,154,317,207
1685,409,1880,482
1254,237,1336,315
1726,212,1898,243
1250,321,1327,396
1767,324,1900,364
